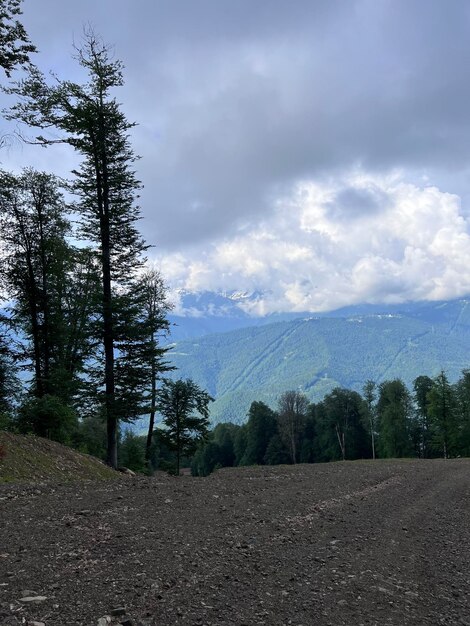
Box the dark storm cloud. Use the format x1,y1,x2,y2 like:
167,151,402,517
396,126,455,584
16,0,470,250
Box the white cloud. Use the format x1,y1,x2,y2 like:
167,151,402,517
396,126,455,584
152,172,470,315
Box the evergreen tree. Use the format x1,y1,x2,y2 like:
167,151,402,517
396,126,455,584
0,169,76,400
139,269,174,465
16,394,78,444
427,371,457,459
233,425,248,465
241,401,277,465
316,388,369,461
191,440,224,477
156,378,213,475
0,0,36,78
0,322,19,427
454,370,470,457
264,432,290,465
7,32,147,467
377,379,413,458
413,375,434,457
119,429,146,473
212,422,238,467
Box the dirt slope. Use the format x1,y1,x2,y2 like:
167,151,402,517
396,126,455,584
0,432,117,483
1,459,469,625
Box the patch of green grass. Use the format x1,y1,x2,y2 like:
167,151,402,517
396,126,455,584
0,432,118,484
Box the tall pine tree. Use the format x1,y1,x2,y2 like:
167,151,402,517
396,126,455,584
7,32,147,467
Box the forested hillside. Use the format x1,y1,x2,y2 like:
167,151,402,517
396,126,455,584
169,299,470,423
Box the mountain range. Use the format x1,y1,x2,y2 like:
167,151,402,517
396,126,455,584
165,295,470,424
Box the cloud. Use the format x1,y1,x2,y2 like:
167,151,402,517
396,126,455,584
5,0,469,253
156,173,470,314
2,1,470,313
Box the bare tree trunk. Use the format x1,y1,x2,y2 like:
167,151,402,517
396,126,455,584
145,349,157,465
369,415,376,460
335,424,346,461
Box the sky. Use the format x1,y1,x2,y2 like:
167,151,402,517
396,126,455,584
3,0,470,315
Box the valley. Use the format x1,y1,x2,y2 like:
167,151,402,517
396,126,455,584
167,298,470,424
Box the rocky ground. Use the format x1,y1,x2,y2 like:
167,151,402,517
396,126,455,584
0,459,469,626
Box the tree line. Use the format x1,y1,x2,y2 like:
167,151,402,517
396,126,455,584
111,370,470,477
189,371,470,476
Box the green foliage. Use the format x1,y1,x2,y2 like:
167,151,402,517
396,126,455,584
377,380,413,458
277,391,309,464
157,378,213,475
212,422,238,467
119,430,146,473
6,32,148,469
264,433,290,465
315,388,369,461
427,371,457,458
0,330,19,419
241,401,277,465
73,414,107,460
413,375,434,457
16,394,78,445
0,0,36,78
233,425,248,465
191,441,223,477
454,370,470,457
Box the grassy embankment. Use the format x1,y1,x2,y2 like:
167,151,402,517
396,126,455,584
0,431,117,484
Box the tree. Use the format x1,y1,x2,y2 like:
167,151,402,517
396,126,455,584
16,394,78,444
0,169,75,399
233,424,247,465
316,388,369,461
454,370,470,457
7,32,147,467
212,422,238,467
119,429,146,473
0,169,99,411
157,379,213,475
362,380,377,460
0,0,36,78
264,433,290,465
413,375,434,457
427,371,457,459
241,401,277,465
377,379,413,458
277,390,309,464
0,322,19,427
139,269,174,465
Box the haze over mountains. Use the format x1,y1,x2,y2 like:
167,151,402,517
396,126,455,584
166,292,470,424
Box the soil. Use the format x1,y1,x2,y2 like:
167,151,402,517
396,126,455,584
1,458,469,626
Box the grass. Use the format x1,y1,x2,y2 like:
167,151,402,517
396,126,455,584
0,431,118,484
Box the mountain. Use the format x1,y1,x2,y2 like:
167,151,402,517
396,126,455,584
166,298,470,424
168,289,470,340
168,290,305,340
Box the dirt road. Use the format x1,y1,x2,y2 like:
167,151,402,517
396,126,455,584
1,459,469,625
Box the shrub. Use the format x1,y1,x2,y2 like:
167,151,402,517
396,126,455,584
16,395,78,444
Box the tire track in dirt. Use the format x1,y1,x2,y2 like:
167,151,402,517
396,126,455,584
284,474,403,526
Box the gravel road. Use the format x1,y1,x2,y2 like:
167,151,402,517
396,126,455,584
1,459,469,625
